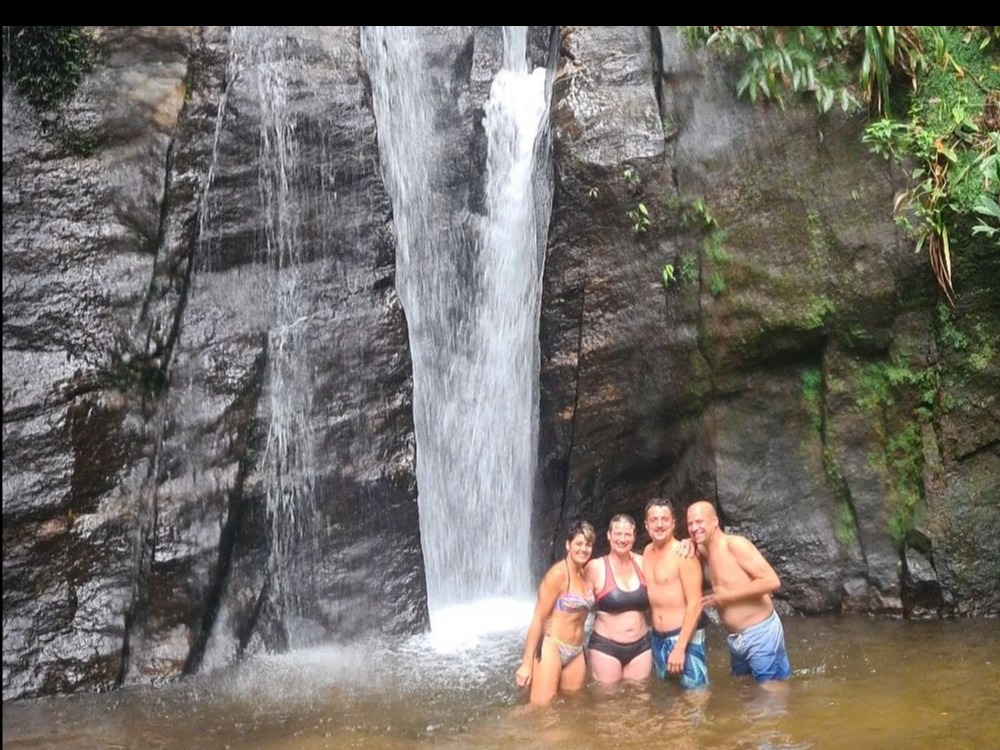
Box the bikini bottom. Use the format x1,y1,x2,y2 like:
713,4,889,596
537,633,585,666
587,630,651,666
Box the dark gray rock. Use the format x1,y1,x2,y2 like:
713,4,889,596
3,26,425,700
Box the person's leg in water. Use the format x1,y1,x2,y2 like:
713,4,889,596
558,641,587,694
531,635,583,705
587,633,625,685
588,631,651,684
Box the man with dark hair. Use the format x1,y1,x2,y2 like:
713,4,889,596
642,499,709,688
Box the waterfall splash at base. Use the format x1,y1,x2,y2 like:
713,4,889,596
5,617,998,750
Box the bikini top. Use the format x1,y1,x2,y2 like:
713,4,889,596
554,561,594,614
594,554,649,614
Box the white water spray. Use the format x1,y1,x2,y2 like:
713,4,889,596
362,27,551,628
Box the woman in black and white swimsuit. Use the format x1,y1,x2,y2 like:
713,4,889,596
585,514,652,684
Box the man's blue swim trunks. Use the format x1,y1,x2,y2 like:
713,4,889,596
726,608,791,682
651,625,709,689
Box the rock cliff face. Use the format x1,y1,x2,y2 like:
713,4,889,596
3,26,997,701
3,26,426,700
538,27,998,623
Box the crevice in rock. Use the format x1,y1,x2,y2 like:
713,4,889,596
138,137,176,326
818,355,867,574
185,345,267,673
650,26,664,122
554,273,588,555
119,411,165,687
239,571,273,657
954,435,1000,462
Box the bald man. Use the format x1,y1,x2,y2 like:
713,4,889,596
686,500,791,683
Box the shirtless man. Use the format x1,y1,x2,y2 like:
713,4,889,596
642,499,709,689
686,500,791,683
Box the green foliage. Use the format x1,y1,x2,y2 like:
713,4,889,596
661,264,676,289
801,367,823,433
856,360,939,419
806,209,829,255
621,166,651,234
936,301,996,374
704,226,730,296
803,295,835,330
704,227,729,262
683,25,999,304
968,337,995,373
884,424,924,548
622,165,641,189
679,26,920,115
687,197,716,229
665,196,729,296
854,357,937,548
835,501,858,546
936,302,969,350
971,132,1000,241
661,115,678,141
708,271,726,297
2,26,97,111
864,26,999,303
627,202,650,233
679,254,698,284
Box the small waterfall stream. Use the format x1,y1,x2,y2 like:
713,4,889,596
362,27,551,625
229,26,318,635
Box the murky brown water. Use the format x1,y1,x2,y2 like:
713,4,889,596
4,615,998,750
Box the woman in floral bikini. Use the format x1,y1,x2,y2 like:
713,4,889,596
515,520,596,706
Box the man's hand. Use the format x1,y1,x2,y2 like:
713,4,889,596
667,644,686,674
675,538,697,559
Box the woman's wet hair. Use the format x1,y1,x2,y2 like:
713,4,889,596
566,519,596,543
608,513,636,531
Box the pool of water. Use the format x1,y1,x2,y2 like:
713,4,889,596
3,610,998,750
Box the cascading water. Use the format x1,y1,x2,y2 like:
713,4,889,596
229,27,318,636
362,27,551,630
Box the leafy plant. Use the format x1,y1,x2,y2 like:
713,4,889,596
679,254,698,284
688,197,716,228
2,26,97,111
683,26,999,305
627,202,650,234
661,264,676,288
681,26,865,114
884,424,924,548
866,30,998,304
971,131,1000,241
708,271,726,297
936,302,969,351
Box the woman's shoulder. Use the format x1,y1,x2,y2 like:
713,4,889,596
543,559,569,585
584,555,606,583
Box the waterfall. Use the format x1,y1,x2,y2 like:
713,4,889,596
362,27,551,623
230,27,318,634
